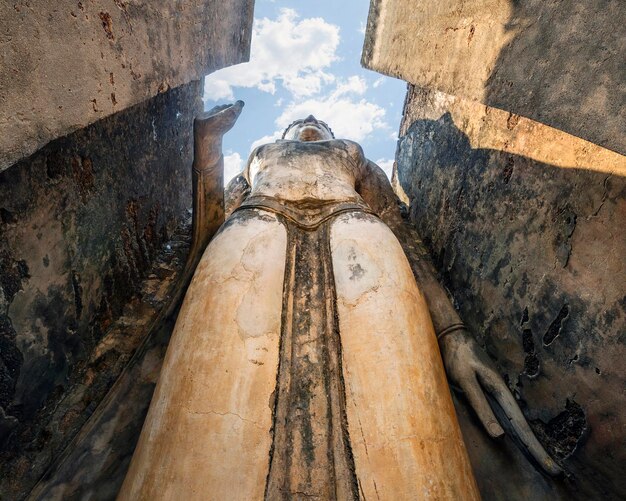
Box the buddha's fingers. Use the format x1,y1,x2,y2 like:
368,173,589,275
195,100,244,136
205,103,232,115
477,368,563,476
193,101,244,171
462,374,504,438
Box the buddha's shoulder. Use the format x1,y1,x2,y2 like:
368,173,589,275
333,139,364,157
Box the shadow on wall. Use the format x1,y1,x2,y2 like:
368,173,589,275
0,83,198,501
397,113,625,500
485,0,626,155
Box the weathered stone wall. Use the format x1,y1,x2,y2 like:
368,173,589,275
0,0,254,170
395,84,625,499
363,0,625,155
26,226,190,501
0,81,200,499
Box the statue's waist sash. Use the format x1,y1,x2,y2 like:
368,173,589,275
235,195,375,230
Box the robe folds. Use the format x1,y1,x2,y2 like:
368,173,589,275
118,196,480,500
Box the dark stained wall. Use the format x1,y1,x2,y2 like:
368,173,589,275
362,0,625,495
395,84,625,500
0,81,200,500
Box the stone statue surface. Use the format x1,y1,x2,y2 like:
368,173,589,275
118,103,560,500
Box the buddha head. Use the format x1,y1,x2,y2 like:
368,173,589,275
282,115,334,142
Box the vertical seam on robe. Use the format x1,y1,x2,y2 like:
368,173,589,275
263,210,361,500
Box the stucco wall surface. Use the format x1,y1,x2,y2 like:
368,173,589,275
363,0,626,155
0,0,254,171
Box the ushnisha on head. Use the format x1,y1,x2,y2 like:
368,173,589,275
282,115,335,142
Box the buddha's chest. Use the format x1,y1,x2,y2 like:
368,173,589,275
250,141,361,185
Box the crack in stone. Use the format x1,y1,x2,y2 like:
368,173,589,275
188,409,264,430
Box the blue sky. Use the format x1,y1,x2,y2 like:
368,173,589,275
203,0,406,183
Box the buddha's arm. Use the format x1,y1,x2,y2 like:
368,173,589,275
357,159,562,476
225,174,251,218
191,101,244,260
356,160,461,333
223,143,267,218
157,102,244,320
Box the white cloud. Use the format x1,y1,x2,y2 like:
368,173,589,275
205,79,235,101
332,76,367,98
224,152,243,184
242,76,387,149
204,9,340,101
374,158,394,179
275,78,388,143
283,72,335,97
373,77,385,88
358,21,366,35
276,98,386,143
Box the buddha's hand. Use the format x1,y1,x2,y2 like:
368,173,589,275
439,329,562,476
193,101,244,169
196,101,244,136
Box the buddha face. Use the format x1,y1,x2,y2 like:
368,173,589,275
283,115,334,142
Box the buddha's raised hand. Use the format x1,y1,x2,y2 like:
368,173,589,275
193,100,244,170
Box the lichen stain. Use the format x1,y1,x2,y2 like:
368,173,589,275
0,315,23,411
543,304,570,346
71,156,95,203
98,12,114,40
348,263,365,280
532,399,587,461
0,251,29,304
553,206,577,268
